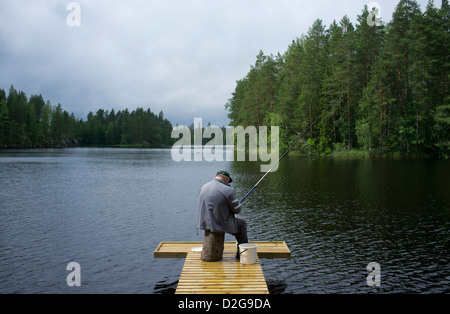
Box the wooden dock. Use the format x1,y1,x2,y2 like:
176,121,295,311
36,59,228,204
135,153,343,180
154,241,290,294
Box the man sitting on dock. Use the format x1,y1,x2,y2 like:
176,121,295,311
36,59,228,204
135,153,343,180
198,171,248,259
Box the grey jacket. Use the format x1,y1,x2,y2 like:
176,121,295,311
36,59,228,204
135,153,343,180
197,179,242,234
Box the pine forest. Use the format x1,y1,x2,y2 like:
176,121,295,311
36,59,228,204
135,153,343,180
1,0,449,158
226,0,449,158
0,86,173,148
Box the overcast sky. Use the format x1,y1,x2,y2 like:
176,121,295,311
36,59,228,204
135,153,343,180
0,0,438,127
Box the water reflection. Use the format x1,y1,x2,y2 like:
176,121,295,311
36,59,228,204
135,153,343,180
231,156,450,293
0,149,448,293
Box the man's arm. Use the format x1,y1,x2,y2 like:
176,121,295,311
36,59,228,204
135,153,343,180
228,191,242,215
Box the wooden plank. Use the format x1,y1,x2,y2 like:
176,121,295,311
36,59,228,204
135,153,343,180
154,241,291,259
175,251,269,294
175,290,267,294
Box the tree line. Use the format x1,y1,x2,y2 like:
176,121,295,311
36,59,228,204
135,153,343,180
0,85,174,148
226,0,449,158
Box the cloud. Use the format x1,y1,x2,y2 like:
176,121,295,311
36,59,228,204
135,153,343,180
0,0,436,127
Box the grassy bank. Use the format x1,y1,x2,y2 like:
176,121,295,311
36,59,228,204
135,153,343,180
288,149,435,159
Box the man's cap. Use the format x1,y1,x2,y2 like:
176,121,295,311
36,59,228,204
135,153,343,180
217,170,233,183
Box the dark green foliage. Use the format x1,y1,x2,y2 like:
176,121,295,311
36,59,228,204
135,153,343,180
0,85,174,148
226,0,449,158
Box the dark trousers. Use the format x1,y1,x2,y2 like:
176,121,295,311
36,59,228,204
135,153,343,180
231,218,248,245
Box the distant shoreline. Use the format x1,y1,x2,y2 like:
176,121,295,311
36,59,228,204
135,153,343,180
1,145,439,160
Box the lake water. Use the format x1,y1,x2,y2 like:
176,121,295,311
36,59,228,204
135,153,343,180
0,148,449,294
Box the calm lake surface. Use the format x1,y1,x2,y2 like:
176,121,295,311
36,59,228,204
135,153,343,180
0,148,449,294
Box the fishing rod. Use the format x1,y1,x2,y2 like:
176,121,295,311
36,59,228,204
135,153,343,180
240,103,333,204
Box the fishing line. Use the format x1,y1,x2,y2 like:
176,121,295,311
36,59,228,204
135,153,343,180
240,102,334,204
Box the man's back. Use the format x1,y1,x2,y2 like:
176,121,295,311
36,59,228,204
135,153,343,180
198,179,241,234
